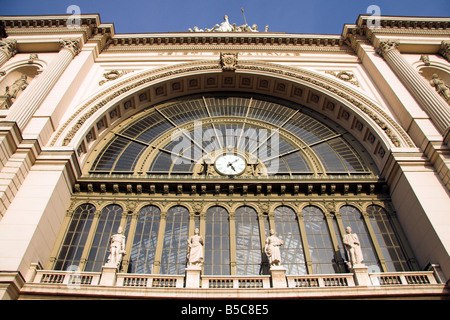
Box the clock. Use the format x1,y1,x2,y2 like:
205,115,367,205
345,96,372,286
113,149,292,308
215,154,246,176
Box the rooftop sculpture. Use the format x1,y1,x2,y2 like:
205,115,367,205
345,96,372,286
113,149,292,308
189,10,269,33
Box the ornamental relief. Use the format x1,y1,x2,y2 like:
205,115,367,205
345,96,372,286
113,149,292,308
50,59,413,161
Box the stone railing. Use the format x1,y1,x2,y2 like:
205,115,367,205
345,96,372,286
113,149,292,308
116,274,184,288
369,271,438,286
201,275,271,289
28,265,439,290
286,273,355,288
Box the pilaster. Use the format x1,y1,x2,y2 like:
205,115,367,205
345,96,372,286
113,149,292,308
6,39,81,131
377,40,450,136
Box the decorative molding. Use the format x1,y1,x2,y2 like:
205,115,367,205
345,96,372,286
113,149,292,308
99,70,133,86
220,52,238,71
325,71,360,87
50,59,413,151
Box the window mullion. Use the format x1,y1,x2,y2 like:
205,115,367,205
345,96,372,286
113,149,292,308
153,210,167,274
77,209,102,271
361,209,389,272
120,208,139,273
296,210,313,274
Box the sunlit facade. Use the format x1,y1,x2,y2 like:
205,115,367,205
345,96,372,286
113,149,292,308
0,14,449,299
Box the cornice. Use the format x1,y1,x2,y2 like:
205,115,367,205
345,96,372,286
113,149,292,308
0,15,114,50
342,16,450,45
103,34,349,53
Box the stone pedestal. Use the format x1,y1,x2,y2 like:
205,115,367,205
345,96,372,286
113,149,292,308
351,264,371,286
185,265,202,288
99,264,118,286
270,266,287,288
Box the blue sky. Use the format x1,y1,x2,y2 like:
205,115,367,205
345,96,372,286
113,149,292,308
1,0,449,34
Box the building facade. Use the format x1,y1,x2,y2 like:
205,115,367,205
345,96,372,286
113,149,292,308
0,14,449,299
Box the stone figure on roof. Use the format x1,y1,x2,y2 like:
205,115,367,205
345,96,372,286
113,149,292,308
188,14,269,33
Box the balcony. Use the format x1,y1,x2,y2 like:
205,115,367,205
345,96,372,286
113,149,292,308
19,263,448,299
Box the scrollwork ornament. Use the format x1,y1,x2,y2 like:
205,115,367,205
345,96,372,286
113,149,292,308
220,52,238,71
0,39,17,59
377,40,399,58
59,39,81,57
440,41,450,62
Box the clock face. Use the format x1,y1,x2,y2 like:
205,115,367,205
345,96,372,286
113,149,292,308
215,154,246,176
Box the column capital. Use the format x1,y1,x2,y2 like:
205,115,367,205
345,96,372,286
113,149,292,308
59,39,81,57
0,39,17,59
376,40,399,58
440,40,450,62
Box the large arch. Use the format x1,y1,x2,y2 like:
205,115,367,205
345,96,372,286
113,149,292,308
49,59,414,175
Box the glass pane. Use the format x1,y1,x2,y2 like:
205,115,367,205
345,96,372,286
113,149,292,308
235,206,263,275
160,206,189,275
302,206,338,274
129,206,161,274
366,205,411,272
273,206,306,275
84,204,123,272
54,203,95,271
204,206,230,275
91,95,375,177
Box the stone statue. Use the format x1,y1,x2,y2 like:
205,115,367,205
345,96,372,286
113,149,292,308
106,227,126,267
430,73,450,103
343,226,364,268
187,228,204,267
4,74,28,100
188,14,268,33
264,229,284,267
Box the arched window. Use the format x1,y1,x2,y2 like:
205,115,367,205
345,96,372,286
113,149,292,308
273,206,306,275
54,203,96,271
129,205,161,274
339,205,381,272
84,204,123,272
160,206,189,274
366,205,411,272
204,206,230,275
235,206,262,275
302,206,337,274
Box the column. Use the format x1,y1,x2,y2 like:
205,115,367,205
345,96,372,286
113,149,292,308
0,39,17,67
377,40,450,137
6,39,81,131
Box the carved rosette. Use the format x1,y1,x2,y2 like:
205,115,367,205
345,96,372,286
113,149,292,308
377,40,399,58
220,52,238,71
0,39,17,59
59,39,81,57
